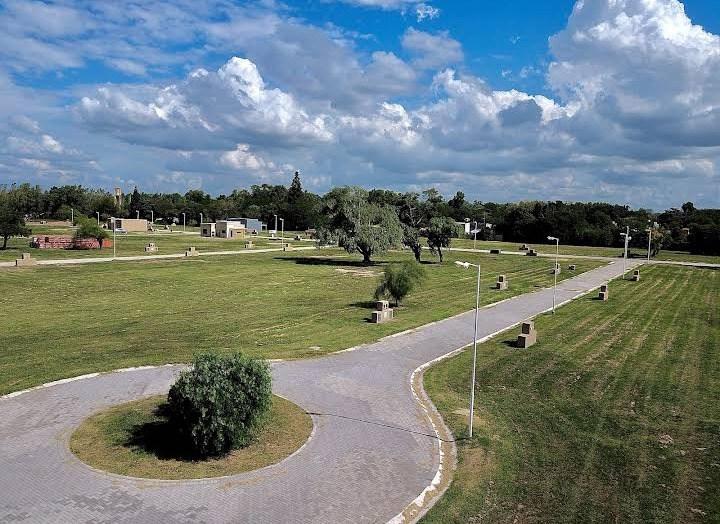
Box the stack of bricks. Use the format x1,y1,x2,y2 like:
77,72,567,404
144,243,158,253
15,253,37,267
490,248,501,255
245,241,254,249
516,321,537,348
371,300,394,323
550,263,561,275
598,284,609,301
631,269,640,282
519,244,530,251
496,274,508,290
185,246,199,257
526,249,538,257
568,264,577,271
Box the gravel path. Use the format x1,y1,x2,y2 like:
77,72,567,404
0,260,640,523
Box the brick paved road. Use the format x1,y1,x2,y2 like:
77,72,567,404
0,260,640,523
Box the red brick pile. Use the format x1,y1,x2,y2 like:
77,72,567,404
31,235,113,250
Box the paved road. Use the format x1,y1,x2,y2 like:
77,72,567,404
0,245,315,268
0,260,640,523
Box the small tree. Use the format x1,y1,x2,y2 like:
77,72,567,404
74,217,109,249
427,216,457,263
374,260,426,306
167,353,272,457
402,224,423,263
0,189,30,250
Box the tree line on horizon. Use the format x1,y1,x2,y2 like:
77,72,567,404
1,172,718,256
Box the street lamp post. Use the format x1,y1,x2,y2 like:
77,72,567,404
547,236,559,313
136,210,140,219
620,226,631,279
112,217,116,259
150,209,154,224
273,214,278,236
646,227,652,261
200,212,203,225
71,208,74,225
279,218,285,249
96,211,100,225
472,220,478,250
454,260,481,438
182,212,186,231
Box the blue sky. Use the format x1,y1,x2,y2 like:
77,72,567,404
1,0,719,209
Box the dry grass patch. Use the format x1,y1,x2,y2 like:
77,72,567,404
70,394,312,480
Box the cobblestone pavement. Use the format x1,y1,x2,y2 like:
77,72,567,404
0,260,640,523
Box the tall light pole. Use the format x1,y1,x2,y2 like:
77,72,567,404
279,217,285,249
182,212,186,232
620,226,631,279
136,210,140,219
454,260,481,438
547,236,559,314
472,220,478,250
96,211,100,225
150,209,154,224
200,212,203,225
274,214,278,236
112,217,116,259
71,208,74,225
646,224,652,261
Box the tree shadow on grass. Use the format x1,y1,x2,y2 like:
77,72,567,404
501,339,519,349
124,403,203,462
272,256,389,267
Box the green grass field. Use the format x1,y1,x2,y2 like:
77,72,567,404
0,225,300,261
451,238,720,265
0,249,603,395
423,264,719,523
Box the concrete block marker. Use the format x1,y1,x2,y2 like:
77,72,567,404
15,253,37,267
144,242,158,253
598,283,609,301
526,249,538,257
516,320,537,348
569,264,577,271
244,240,254,249
550,263,561,275
371,300,394,323
496,274,508,290
519,243,530,251
632,269,640,281
185,246,199,257
490,249,501,255
283,243,292,251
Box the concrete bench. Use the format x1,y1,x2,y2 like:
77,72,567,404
15,253,37,267
496,274,508,290
598,284,609,301
371,300,394,323
516,321,537,348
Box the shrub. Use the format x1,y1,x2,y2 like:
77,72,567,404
167,352,272,457
74,217,109,249
374,260,426,306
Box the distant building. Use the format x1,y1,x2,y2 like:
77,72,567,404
107,218,149,232
201,218,266,238
200,222,216,237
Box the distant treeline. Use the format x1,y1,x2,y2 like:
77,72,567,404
1,173,718,256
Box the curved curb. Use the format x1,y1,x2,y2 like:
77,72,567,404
65,392,318,485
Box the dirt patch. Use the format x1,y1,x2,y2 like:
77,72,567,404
334,268,379,277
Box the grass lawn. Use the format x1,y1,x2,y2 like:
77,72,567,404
70,394,311,479
0,249,603,395
451,238,720,265
423,264,719,523
0,225,295,261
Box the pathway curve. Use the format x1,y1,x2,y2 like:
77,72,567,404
0,260,640,523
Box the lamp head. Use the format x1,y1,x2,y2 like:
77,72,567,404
547,236,558,241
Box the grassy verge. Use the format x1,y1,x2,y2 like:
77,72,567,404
0,249,603,395
70,394,312,479
423,265,719,523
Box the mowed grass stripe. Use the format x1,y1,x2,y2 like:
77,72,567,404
423,264,719,524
